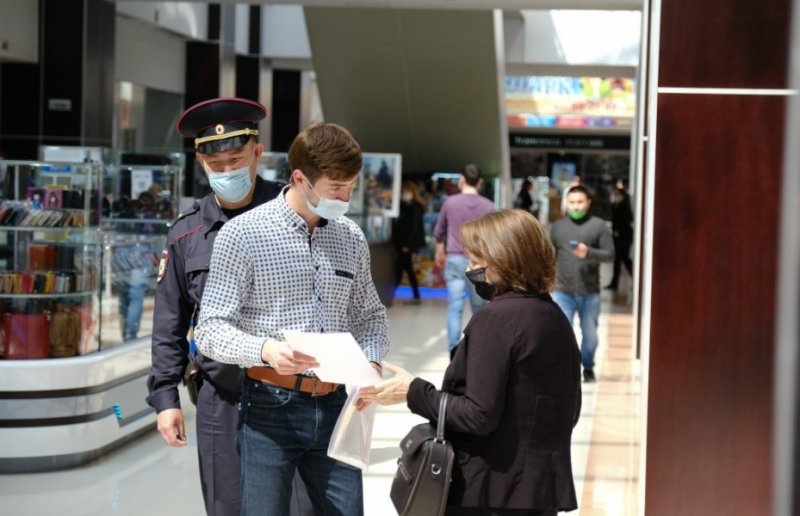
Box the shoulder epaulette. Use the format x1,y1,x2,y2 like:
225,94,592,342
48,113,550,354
172,201,201,224
174,223,204,244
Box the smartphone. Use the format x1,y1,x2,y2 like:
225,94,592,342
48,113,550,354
568,240,579,249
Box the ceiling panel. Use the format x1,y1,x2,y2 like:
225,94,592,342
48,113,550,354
305,7,503,176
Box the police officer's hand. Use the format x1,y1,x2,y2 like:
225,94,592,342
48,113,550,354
156,408,187,447
261,339,319,374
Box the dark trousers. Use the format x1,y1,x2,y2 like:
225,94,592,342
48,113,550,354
609,233,633,288
196,382,313,516
394,249,420,299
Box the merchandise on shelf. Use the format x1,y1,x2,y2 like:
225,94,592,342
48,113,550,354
0,160,101,359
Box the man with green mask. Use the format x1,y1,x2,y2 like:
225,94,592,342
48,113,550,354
550,185,614,383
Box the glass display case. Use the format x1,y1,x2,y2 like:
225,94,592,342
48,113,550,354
258,151,290,182
0,158,170,473
0,160,102,359
99,163,179,349
103,163,181,221
100,220,168,348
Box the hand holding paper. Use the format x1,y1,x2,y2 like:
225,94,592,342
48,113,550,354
283,330,380,387
260,338,319,375
280,330,383,471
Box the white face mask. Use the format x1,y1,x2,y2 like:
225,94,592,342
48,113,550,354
401,192,413,202
300,179,350,219
203,150,255,203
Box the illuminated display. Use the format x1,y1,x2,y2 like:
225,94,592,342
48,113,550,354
505,76,636,129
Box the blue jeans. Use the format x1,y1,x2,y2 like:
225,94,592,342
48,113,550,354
445,255,487,352
238,379,363,516
117,281,145,341
552,290,601,370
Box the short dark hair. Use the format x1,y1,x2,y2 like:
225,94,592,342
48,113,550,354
566,184,590,198
462,163,482,187
288,123,362,184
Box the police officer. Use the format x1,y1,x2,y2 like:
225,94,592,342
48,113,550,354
145,98,310,516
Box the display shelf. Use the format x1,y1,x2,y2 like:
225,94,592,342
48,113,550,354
0,156,158,473
0,159,101,361
0,292,95,299
0,151,166,473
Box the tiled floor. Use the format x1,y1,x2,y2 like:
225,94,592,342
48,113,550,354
0,288,640,516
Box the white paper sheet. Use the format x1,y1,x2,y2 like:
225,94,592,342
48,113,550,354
282,330,380,387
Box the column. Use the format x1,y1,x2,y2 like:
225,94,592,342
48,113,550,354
641,0,793,514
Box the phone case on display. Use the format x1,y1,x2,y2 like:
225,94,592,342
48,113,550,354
29,244,57,271
4,313,50,359
50,305,79,357
75,304,98,355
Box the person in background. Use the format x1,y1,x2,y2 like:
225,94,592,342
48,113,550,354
514,178,534,212
145,98,311,516
560,175,582,216
550,185,614,383
606,178,634,291
434,163,495,359
362,209,582,516
194,122,390,516
393,181,427,304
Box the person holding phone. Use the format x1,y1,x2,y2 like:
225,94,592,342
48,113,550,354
549,185,614,383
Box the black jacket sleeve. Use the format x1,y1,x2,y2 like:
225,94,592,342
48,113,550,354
145,233,194,412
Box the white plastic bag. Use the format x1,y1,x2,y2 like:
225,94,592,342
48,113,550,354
327,385,376,471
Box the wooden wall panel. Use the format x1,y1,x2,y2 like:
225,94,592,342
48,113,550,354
645,94,784,514
659,0,790,88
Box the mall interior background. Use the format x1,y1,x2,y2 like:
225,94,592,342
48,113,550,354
0,1,798,515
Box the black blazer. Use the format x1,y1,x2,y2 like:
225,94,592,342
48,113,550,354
407,291,581,511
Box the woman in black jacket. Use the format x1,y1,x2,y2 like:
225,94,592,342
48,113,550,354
362,208,582,515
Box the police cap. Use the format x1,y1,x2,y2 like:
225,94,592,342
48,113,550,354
176,97,267,154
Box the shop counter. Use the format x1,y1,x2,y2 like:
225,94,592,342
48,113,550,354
0,339,154,473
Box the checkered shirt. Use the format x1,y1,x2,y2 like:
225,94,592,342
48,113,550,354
195,187,390,370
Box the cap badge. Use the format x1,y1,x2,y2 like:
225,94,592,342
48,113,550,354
215,124,225,135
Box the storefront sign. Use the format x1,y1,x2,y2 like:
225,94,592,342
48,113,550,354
510,133,631,151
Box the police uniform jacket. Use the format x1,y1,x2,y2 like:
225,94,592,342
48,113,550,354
146,176,283,412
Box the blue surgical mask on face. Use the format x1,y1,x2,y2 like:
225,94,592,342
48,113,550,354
300,179,350,219
204,152,255,203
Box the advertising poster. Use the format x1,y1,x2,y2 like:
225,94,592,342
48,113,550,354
361,153,402,218
505,76,636,129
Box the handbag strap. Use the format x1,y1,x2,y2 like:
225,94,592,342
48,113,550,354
435,393,448,442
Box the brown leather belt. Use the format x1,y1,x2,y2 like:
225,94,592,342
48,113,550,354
246,366,339,396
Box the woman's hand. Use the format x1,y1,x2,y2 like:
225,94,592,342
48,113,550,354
359,362,414,406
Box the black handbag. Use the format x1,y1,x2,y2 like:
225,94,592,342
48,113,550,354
391,393,455,516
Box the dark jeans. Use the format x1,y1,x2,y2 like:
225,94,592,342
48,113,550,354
195,381,313,516
610,234,633,287
394,249,420,298
117,281,145,341
238,379,363,516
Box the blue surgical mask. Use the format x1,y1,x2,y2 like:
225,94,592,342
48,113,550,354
301,181,350,220
204,154,254,203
